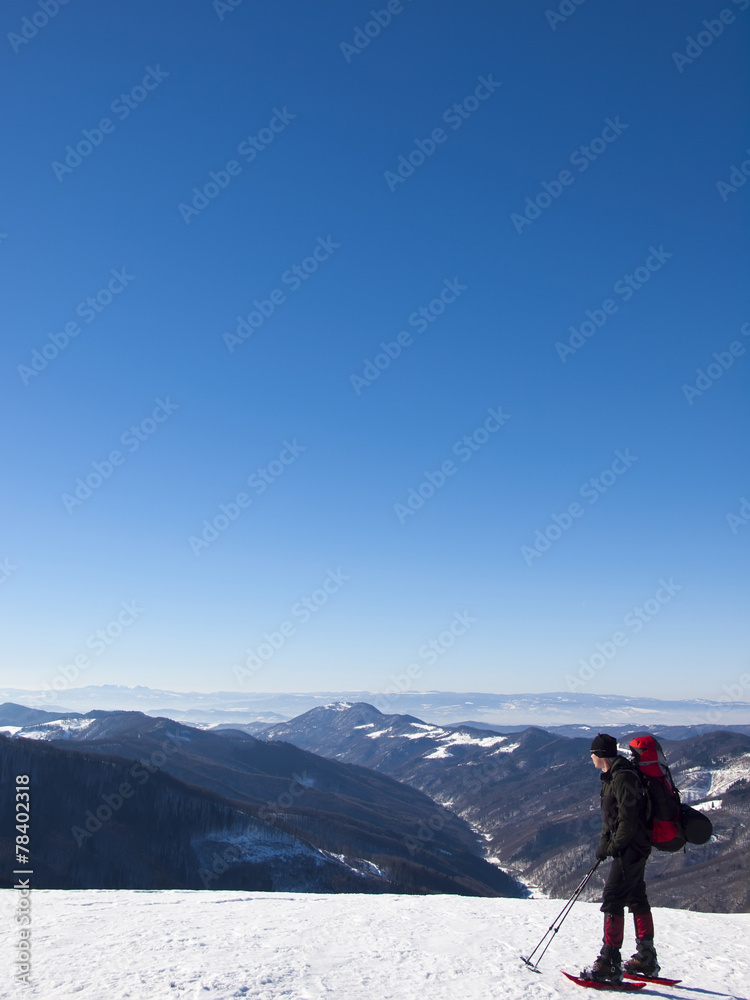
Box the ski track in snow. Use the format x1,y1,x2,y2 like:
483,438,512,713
1,891,748,1000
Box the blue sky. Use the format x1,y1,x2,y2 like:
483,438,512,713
1,0,748,701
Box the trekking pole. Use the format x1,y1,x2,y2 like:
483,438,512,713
521,859,602,972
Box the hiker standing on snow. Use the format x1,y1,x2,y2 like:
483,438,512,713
583,733,659,984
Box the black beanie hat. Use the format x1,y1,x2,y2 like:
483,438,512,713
590,733,618,758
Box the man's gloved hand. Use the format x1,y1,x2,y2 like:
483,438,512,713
596,842,609,861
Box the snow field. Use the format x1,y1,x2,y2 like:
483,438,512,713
1,890,748,1000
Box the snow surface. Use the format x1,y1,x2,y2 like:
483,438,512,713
367,724,519,756
678,757,750,804
12,718,98,740
2,890,748,1000
707,755,750,796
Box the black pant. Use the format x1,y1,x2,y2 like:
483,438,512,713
600,846,651,916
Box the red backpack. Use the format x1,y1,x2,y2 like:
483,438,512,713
628,734,686,852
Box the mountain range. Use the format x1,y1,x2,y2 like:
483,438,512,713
249,702,750,912
0,706,521,898
3,698,748,910
2,684,750,726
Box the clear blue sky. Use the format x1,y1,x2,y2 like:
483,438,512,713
1,0,748,700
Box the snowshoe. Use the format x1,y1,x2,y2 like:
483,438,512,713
562,971,646,992
623,973,681,987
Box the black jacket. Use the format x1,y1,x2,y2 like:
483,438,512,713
598,756,651,858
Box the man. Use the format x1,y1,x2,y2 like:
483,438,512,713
582,733,658,984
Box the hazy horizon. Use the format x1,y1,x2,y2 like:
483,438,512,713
4,683,750,730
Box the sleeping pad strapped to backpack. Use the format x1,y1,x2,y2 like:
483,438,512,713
628,734,713,852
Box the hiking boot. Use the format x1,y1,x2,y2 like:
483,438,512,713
581,944,623,983
623,937,660,978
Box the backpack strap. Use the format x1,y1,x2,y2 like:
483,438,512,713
663,763,681,803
